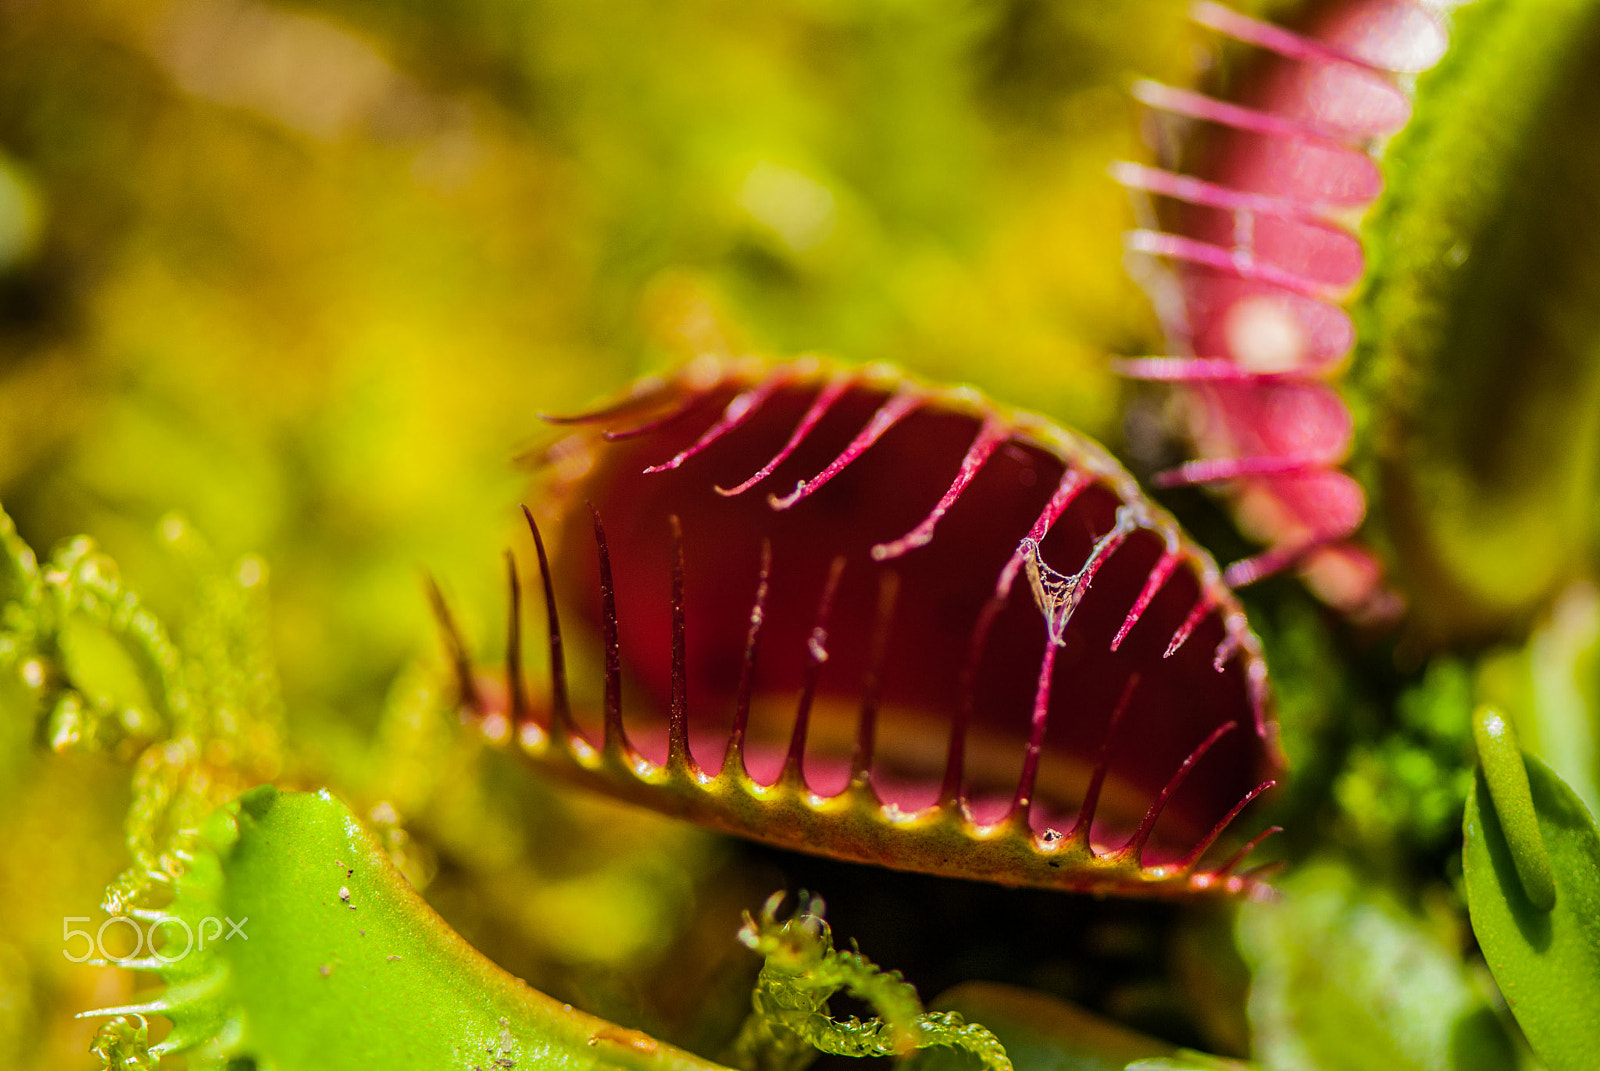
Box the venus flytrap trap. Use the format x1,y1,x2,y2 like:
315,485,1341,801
457,358,1285,901
1122,0,1600,645
1118,0,1446,618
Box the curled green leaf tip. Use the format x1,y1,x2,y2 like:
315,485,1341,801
90,1014,158,1071
731,891,1010,1071
1472,706,1557,911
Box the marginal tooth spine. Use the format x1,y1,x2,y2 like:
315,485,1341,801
724,539,773,782
1072,674,1142,852
1166,594,1216,658
523,506,572,744
945,584,1011,811
1113,540,1180,652
600,390,708,442
1111,160,1333,223
1125,230,1340,301
667,515,695,776
1113,356,1317,383
1006,637,1061,830
717,375,854,497
1214,824,1284,878
643,372,787,474
1175,778,1277,872
427,576,483,722
1153,453,1324,489
1132,78,1361,147
1213,607,1253,671
768,385,924,510
782,556,847,789
871,416,1010,561
504,550,528,732
536,375,671,426
852,569,899,790
1121,720,1239,865
1223,539,1320,589
1189,0,1436,72
588,504,631,762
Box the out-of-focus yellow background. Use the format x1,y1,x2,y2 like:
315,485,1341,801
0,1,1215,1064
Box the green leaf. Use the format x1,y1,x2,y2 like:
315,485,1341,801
1464,729,1600,1071
105,786,736,1071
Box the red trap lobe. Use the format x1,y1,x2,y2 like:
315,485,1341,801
476,359,1283,898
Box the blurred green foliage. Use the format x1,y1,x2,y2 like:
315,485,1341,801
1236,861,1517,1071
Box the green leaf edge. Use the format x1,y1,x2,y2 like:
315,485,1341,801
1464,733,1600,1071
